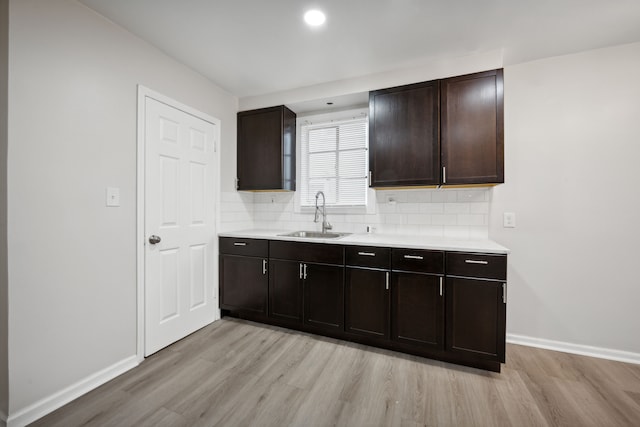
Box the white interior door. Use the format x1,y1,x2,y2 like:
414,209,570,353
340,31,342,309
144,96,217,356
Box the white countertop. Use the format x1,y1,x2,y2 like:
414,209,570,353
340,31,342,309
219,229,509,254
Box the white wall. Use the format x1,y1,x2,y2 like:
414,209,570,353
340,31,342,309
7,0,237,421
240,49,504,111
0,0,8,424
491,42,640,356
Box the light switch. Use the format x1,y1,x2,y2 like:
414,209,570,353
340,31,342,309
503,212,516,228
106,187,120,207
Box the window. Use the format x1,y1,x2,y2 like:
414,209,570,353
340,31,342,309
299,109,368,208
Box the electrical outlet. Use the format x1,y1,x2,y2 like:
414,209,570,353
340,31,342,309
503,212,516,228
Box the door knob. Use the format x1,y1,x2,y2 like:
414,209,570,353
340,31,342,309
149,235,162,244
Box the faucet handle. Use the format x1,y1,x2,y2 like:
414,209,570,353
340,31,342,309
324,222,333,230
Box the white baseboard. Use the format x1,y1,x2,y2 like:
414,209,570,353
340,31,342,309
507,333,640,365
7,355,138,427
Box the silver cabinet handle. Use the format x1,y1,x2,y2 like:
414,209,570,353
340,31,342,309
404,255,423,260
385,272,389,290
148,235,161,244
358,252,376,257
439,277,443,296
303,264,308,280
503,283,507,304
442,166,446,184
262,259,267,275
299,263,303,279
233,242,247,246
465,259,488,265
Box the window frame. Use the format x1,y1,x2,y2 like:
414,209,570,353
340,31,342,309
294,107,376,215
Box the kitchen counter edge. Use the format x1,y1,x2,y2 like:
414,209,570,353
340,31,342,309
218,229,509,254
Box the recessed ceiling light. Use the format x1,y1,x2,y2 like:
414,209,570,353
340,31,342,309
304,10,326,26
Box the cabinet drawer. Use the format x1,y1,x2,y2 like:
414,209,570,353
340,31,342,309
219,237,268,257
446,252,506,280
392,249,444,274
270,241,343,265
345,246,390,269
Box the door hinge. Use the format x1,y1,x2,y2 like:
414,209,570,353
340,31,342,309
235,177,239,190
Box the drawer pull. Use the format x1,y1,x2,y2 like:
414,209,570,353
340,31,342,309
465,259,488,265
358,252,376,257
404,255,424,260
233,242,247,246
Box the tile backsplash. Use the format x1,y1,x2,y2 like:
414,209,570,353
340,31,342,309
220,188,492,239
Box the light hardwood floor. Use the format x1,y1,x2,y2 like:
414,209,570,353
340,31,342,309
31,318,640,427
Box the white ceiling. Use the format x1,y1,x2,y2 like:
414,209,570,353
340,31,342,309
80,0,640,99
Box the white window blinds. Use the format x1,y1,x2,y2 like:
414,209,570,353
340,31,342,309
300,114,368,207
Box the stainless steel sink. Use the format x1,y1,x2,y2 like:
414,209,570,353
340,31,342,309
279,230,351,239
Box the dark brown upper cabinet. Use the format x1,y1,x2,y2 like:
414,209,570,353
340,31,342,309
441,69,504,185
368,69,504,188
369,80,440,187
237,105,296,191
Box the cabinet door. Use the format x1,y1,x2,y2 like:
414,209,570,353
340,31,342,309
369,81,440,187
441,69,504,184
391,272,443,350
219,255,267,314
268,259,302,324
237,106,296,191
345,268,389,339
446,277,506,362
303,263,344,332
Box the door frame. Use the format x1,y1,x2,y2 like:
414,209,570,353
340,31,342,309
136,85,221,362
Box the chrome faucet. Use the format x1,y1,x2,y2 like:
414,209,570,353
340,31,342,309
314,191,332,234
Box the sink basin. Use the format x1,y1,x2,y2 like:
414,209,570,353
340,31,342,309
279,230,351,239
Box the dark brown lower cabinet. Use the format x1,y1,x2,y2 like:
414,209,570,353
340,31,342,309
391,272,444,350
219,254,267,314
446,277,506,362
345,268,390,339
268,259,344,332
220,237,507,372
303,263,344,332
268,259,302,324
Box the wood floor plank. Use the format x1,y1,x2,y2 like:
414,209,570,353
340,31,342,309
29,390,131,427
134,407,189,427
493,367,550,427
30,318,640,427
